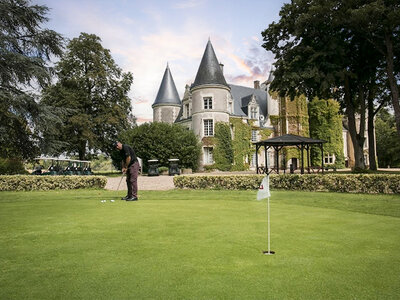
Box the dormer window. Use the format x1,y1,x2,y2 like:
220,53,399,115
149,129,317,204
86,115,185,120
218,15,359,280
204,97,212,109
250,107,258,119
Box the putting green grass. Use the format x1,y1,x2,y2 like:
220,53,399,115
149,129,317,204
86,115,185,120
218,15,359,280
0,189,399,299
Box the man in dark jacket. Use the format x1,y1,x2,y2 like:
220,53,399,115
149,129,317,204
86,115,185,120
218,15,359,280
114,141,139,201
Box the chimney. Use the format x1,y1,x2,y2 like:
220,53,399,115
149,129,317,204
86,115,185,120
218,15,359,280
219,63,224,74
254,80,260,89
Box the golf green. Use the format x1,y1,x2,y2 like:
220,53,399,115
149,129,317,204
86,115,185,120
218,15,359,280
0,189,399,299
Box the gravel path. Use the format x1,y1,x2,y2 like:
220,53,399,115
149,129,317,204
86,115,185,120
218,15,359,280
104,171,254,191
105,175,175,191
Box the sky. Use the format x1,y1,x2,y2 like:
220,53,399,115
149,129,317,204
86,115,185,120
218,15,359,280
37,0,287,123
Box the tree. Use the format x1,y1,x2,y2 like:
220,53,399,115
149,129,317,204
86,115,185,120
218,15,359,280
375,109,400,167
0,0,64,159
262,0,383,171
349,0,400,138
41,33,133,159
116,122,201,172
213,122,234,171
308,98,345,168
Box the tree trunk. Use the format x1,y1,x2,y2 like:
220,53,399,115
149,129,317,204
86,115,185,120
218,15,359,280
78,141,86,160
345,76,366,170
367,98,377,170
384,31,400,138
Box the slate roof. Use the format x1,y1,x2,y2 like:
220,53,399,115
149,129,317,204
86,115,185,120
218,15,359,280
192,40,229,88
153,64,181,107
229,84,268,117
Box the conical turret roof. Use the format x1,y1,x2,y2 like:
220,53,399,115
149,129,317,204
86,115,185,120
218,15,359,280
153,64,181,107
192,40,229,88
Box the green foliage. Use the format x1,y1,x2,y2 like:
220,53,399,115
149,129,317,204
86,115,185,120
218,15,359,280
0,0,64,159
41,33,133,159
230,118,252,171
259,128,273,140
90,155,117,172
117,122,201,172
308,98,345,168
174,174,400,194
213,122,233,171
376,109,400,167
158,166,169,173
0,175,107,191
0,158,28,175
261,0,386,170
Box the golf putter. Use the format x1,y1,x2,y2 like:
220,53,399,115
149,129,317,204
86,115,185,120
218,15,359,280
117,174,125,191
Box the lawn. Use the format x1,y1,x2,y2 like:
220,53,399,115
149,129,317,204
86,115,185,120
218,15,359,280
0,189,399,299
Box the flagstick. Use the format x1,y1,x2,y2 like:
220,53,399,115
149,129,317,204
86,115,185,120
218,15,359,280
263,196,275,255
268,196,270,253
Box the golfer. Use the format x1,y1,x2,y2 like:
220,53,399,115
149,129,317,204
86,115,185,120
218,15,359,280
114,141,139,201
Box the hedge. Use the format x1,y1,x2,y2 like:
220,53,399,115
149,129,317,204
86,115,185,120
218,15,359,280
173,174,400,194
0,175,107,191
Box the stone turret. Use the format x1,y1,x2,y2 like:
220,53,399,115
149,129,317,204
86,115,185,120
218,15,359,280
190,40,231,167
152,64,181,123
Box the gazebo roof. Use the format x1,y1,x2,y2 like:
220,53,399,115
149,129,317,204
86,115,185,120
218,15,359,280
254,134,326,146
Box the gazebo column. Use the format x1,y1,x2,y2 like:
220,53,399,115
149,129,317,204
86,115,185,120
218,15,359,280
274,146,279,174
306,145,311,173
265,145,269,174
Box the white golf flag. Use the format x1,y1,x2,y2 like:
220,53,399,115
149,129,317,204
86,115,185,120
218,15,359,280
257,175,271,200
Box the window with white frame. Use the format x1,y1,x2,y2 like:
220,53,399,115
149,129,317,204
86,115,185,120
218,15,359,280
251,153,257,167
204,147,214,164
250,107,258,119
203,119,213,136
251,130,258,142
203,97,212,109
324,153,335,164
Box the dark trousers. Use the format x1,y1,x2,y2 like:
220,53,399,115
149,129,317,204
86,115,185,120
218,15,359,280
126,161,139,198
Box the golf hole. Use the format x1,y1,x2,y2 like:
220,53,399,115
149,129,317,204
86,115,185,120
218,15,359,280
263,250,275,255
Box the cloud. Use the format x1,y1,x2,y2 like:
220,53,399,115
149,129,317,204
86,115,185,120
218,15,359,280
223,38,274,87
45,1,275,124
173,0,205,9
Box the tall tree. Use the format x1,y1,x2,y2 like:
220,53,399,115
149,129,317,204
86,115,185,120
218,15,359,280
0,0,64,159
349,0,400,138
261,0,382,170
42,33,133,159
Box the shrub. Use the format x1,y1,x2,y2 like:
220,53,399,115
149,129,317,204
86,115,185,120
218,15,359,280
173,174,400,194
116,122,201,172
158,166,168,173
0,158,28,175
0,175,107,191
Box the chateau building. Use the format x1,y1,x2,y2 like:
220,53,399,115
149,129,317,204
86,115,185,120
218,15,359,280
152,40,371,170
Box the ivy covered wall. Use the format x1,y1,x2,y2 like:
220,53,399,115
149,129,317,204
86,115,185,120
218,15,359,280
213,122,233,171
308,98,345,168
229,118,252,171
276,95,310,167
196,95,344,171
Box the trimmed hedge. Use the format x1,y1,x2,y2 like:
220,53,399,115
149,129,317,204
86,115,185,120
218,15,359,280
0,175,107,191
173,174,400,194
